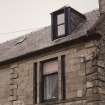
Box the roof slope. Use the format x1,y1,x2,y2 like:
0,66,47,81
0,10,100,63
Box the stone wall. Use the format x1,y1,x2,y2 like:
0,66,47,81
89,14,105,105
0,40,98,105
0,65,10,105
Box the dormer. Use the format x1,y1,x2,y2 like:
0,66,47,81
51,6,86,40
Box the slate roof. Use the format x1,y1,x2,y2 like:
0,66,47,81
0,10,100,63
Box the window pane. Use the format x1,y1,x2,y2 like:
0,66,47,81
57,13,65,25
58,24,65,36
43,60,58,75
44,74,58,100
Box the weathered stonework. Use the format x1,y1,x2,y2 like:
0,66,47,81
0,40,98,105
9,64,19,105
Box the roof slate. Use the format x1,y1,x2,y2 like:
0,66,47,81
0,10,100,63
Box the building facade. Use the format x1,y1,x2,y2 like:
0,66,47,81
0,0,105,105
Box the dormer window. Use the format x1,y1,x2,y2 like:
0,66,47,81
51,6,86,40
57,13,65,36
51,7,71,40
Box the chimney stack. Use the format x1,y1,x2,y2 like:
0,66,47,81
99,0,105,14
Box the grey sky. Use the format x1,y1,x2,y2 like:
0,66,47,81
0,0,98,43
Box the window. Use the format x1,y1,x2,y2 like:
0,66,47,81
51,7,71,40
57,13,65,36
42,59,58,101
51,6,86,40
39,56,66,103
